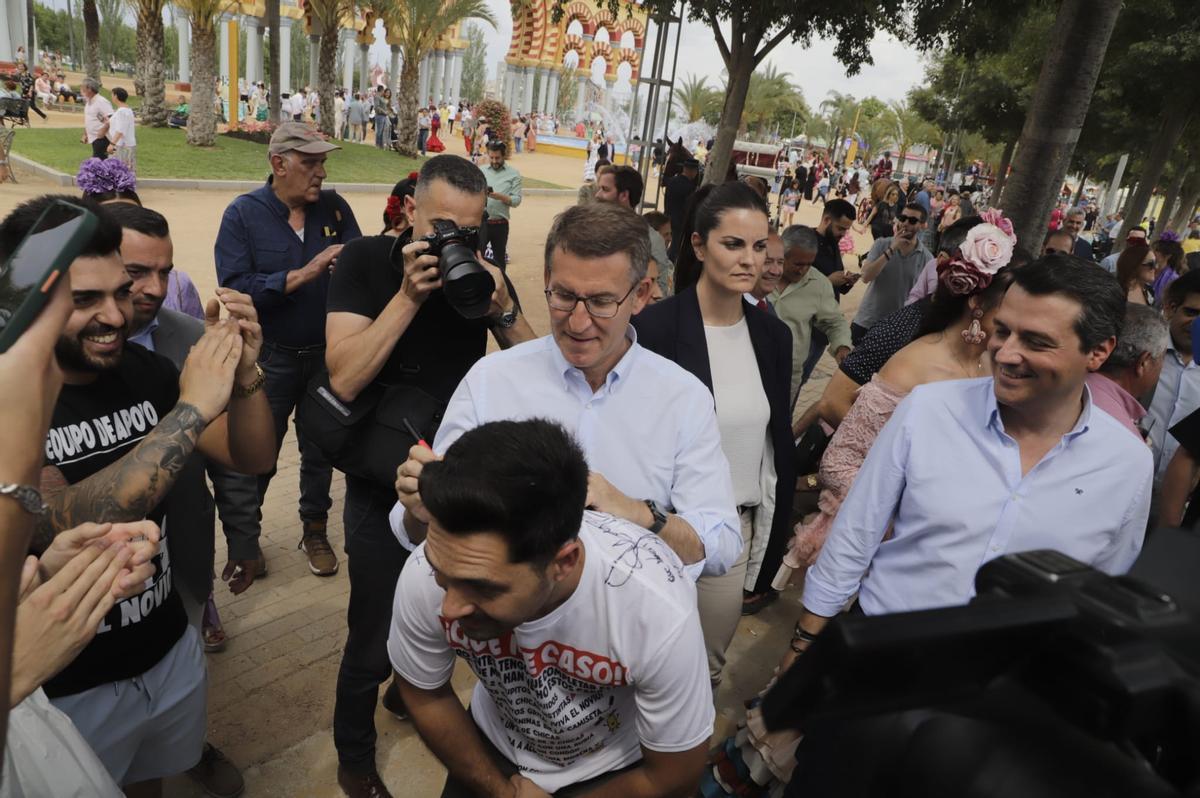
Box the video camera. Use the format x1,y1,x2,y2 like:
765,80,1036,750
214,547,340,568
394,219,495,319
764,544,1200,798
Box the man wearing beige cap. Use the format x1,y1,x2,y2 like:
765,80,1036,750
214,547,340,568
215,122,362,577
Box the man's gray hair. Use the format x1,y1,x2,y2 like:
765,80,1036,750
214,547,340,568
780,224,819,254
81,77,101,94
1100,302,1170,373
1066,206,1087,219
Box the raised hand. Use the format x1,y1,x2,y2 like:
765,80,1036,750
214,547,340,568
179,321,243,423
399,239,443,305
10,543,132,706
38,520,160,600
213,288,263,378
395,444,441,525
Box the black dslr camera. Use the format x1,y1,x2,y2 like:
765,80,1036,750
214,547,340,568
405,219,495,319
764,546,1200,797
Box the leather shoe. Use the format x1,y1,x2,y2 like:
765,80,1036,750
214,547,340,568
337,765,394,798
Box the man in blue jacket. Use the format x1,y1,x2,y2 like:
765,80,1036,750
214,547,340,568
215,122,362,577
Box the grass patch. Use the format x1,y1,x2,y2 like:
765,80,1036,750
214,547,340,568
10,126,566,187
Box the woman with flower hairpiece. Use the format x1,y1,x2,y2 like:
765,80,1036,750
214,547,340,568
781,217,1018,573
697,218,1019,798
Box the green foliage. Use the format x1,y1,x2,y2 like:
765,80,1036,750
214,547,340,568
555,66,578,119
735,64,808,137
473,98,512,152
9,125,566,185
672,73,719,124
459,23,488,103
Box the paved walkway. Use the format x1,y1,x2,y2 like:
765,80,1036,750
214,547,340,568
0,162,869,797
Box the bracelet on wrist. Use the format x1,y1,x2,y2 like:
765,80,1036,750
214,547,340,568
233,363,266,398
791,622,818,644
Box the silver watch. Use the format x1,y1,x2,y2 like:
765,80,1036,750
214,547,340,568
0,483,48,515
491,309,518,329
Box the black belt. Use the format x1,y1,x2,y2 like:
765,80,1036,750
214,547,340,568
487,218,509,225
263,339,325,355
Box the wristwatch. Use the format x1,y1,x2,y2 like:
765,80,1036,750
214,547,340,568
0,483,48,515
233,363,266,399
643,499,668,534
490,308,518,329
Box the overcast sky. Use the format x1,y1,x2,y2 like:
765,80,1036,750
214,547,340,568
462,3,930,106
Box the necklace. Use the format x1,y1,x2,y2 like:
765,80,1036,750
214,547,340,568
951,348,985,379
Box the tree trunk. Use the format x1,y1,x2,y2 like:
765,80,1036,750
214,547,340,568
704,42,755,186
138,3,168,127
133,6,148,98
395,58,421,157
1156,169,1188,236
187,21,218,146
267,0,281,123
1072,167,1089,207
1001,0,1122,250
1117,95,1197,252
992,139,1016,207
317,29,338,136
1169,171,1200,233
82,0,101,82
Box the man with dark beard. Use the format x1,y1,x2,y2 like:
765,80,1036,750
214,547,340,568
0,195,276,795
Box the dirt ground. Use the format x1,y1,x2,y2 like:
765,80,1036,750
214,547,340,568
0,151,868,797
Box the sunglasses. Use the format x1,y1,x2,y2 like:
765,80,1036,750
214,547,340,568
897,215,923,225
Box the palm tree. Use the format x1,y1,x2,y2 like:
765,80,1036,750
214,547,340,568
82,0,101,81
737,64,803,137
176,0,233,146
673,73,715,123
131,0,169,126
305,0,359,138
819,90,857,161
384,0,495,157
885,99,938,168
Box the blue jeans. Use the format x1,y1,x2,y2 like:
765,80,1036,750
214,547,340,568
374,117,387,148
256,340,333,530
333,475,410,771
417,128,428,154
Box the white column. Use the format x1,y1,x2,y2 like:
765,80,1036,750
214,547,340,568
178,19,191,83
389,45,401,97
279,19,293,94
547,70,560,117
0,4,11,63
431,49,445,104
219,15,231,85
502,66,515,107
309,34,319,89
419,54,430,105
536,67,550,114
358,42,369,93
340,29,355,93
522,66,535,113
245,20,262,84
441,50,456,104
449,50,464,106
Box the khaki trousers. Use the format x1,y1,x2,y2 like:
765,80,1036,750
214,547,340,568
696,508,753,684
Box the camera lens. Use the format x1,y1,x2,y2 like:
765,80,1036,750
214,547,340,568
439,242,495,319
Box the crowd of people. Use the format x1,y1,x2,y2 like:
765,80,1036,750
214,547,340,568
1,93,1198,798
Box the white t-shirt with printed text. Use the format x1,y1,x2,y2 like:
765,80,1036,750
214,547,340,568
388,511,714,793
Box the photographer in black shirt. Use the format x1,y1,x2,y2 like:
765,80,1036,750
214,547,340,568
323,155,535,798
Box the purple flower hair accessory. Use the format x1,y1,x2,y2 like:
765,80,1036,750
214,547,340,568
75,157,137,196
1159,230,1183,243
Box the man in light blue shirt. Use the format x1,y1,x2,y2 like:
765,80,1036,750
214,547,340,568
392,201,741,578
1146,269,1200,485
789,255,1150,649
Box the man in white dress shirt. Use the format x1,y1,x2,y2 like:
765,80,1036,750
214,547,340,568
393,201,741,578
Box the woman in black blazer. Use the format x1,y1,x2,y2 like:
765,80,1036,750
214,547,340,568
632,181,796,686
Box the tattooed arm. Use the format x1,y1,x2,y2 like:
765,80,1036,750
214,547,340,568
33,402,207,552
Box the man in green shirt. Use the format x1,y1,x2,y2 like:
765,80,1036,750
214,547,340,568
771,225,853,406
484,141,523,270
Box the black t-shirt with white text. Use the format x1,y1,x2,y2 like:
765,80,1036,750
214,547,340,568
326,232,490,403
42,343,188,697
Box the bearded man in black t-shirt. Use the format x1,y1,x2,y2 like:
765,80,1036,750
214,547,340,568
322,156,536,798
0,195,277,792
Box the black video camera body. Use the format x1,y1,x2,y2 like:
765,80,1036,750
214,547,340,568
412,219,495,319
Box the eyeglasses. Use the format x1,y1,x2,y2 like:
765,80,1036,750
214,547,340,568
897,215,923,225
545,281,640,319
